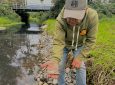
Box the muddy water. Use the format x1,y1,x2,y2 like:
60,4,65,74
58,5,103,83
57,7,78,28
0,24,53,85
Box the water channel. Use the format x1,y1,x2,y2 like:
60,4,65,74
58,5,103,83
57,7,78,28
0,23,53,85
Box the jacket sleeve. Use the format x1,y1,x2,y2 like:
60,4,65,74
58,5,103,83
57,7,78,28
52,8,66,62
77,11,99,59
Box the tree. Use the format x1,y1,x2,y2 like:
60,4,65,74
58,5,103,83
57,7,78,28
50,0,65,18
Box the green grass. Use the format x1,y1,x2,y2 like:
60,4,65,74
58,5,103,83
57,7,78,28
89,16,115,83
43,19,56,35
90,16,115,68
0,17,22,28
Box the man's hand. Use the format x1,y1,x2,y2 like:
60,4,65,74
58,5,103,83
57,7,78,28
40,61,59,79
71,58,82,69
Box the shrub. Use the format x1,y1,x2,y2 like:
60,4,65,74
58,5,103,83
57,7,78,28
107,3,115,14
50,0,65,18
89,1,113,18
30,11,50,24
0,3,20,21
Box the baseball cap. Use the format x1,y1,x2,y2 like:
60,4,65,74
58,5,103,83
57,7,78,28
63,0,87,20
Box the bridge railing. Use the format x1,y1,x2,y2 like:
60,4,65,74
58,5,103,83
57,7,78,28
12,3,54,11
12,3,26,9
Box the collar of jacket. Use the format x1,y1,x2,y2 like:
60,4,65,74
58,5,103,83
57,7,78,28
62,8,88,50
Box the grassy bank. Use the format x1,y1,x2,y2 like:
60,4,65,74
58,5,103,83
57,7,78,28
0,17,22,29
44,16,115,85
91,16,115,66
87,16,115,85
0,3,22,30
29,12,50,24
43,19,56,35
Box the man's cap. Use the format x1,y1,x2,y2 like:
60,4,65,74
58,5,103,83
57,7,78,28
63,0,87,20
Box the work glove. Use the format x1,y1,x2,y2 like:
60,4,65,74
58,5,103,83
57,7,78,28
66,51,82,69
71,57,82,69
40,60,59,79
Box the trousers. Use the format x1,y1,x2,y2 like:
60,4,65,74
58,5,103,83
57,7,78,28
58,47,86,85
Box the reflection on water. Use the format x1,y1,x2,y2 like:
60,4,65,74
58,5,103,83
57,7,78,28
18,23,43,34
0,24,52,85
0,34,37,85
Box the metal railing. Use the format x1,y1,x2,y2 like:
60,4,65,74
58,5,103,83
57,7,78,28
12,3,26,9
12,3,54,11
